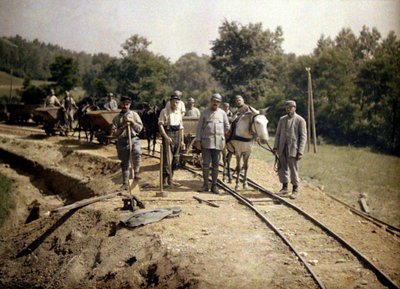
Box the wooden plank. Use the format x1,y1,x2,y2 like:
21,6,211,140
359,198,370,214
49,191,122,213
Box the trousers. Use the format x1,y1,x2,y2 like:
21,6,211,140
116,136,141,184
202,148,221,188
278,145,299,186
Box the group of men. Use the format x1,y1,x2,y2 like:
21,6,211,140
111,90,307,199
44,89,78,129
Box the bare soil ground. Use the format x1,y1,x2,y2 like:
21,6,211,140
0,124,399,288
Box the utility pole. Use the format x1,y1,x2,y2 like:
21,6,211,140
306,67,317,153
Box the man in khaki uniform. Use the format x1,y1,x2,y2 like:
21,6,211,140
112,96,143,188
273,100,307,199
184,97,200,118
195,93,230,194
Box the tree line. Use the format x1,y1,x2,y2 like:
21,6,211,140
0,22,398,154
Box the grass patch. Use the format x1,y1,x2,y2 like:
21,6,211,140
0,173,13,227
252,141,400,226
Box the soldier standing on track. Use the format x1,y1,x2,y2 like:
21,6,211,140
112,96,143,189
195,93,230,194
104,93,118,111
44,89,61,108
62,90,78,129
273,100,307,199
158,94,185,188
184,97,201,118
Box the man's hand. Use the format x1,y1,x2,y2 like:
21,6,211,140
166,137,173,145
296,152,303,160
180,141,185,150
272,148,278,155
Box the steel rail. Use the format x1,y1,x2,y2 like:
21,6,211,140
183,166,326,289
244,177,399,289
218,158,400,237
144,151,400,288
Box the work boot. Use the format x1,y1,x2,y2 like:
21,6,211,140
211,167,219,188
168,178,181,188
211,185,220,195
278,183,289,196
121,170,130,190
163,177,169,188
198,184,209,192
290,185,299,199
134,171,141,180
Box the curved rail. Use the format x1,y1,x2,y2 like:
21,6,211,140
243,176,399,289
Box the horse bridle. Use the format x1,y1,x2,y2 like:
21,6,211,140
251,113,281,172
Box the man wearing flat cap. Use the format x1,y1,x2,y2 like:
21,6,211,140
185,97,201,118
112,96,143,189
158,94,185,188
195,93,230,194
104,93,118,111
273,100,307,199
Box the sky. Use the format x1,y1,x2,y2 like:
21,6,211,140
0,0,399,62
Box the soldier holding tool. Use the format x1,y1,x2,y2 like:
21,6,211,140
112,96,143,189
158,93,185,188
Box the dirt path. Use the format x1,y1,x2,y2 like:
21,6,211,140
0,124,399,288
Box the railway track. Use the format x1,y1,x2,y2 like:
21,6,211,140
186,165,398,289
142,151,399,288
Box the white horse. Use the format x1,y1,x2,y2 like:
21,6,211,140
223,106,270,190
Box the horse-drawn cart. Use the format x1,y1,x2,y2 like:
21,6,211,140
34,107,69,136
85,110,120,144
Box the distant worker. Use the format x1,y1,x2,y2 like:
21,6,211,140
104,93,118,111
184,97,200,118
273,100,307,199
62,90,78,129
158,93,185,188
222,102,233,119
165,90,186,117
195,93,230,194
112,96,143,189
233,95,250,118
44,89,61,108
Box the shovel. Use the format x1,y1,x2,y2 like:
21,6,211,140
124,122,145,210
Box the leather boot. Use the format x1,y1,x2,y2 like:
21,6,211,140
198,168,209,192
278,183,289,196
290,185,299,199
211,167,220,194
121,170,130,190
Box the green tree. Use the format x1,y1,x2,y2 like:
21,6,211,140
170,52,223,108
49,56,79,91
210,21,285,106
108,34,171,106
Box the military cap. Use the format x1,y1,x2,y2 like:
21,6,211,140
170,94,180,101
173,90,183,97
121,95,132,103
211,93,222,102
188,97,195,103
285,100,296,107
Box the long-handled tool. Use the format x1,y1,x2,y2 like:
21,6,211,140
123,122,145,210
